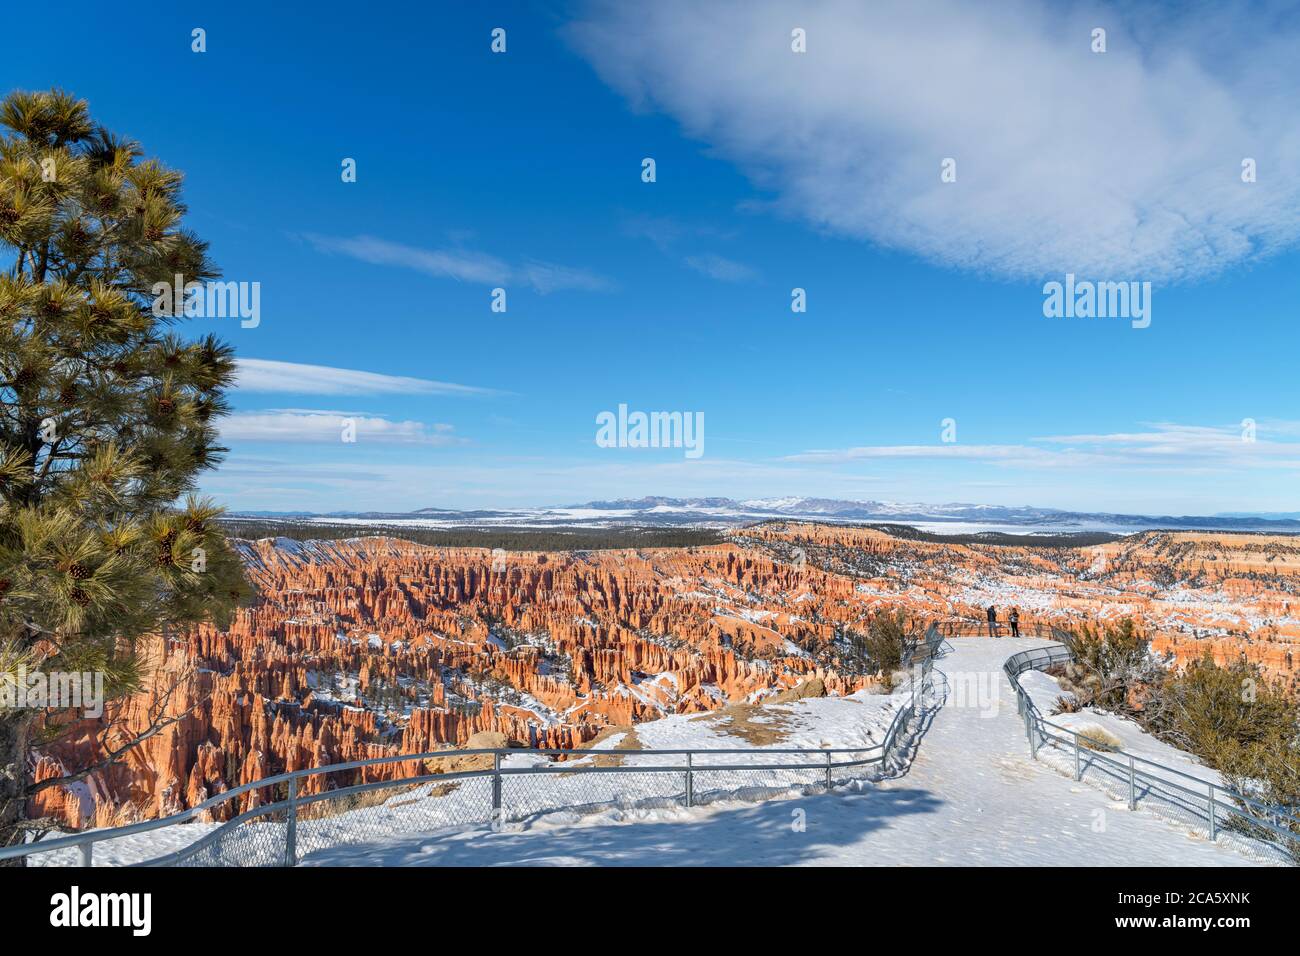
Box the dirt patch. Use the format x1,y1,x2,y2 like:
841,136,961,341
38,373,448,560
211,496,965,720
422,730,513,774
298,779,460,821
586,725,645,767
691,703,795,746
769,678,826,704
553,725,645,772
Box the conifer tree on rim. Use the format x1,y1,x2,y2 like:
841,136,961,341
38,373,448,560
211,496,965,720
0,89,250,861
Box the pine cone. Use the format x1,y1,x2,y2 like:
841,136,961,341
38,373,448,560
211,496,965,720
155,529,176,567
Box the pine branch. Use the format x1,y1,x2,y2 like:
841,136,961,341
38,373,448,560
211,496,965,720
28,679,212,798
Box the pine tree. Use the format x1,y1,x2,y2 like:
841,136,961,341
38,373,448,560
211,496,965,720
0,89,249,860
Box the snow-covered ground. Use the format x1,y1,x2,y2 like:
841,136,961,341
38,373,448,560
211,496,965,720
297,639,1276,866
1018,669,1221,787
1013,664,1293,864
26,679,908,867
25,638,1284,867
27,819,222,868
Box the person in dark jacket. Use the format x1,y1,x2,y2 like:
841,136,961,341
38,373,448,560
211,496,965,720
986,604,998,637
1009,607,1020,638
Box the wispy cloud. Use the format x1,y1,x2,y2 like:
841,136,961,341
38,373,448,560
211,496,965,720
786,422,1300,470
623,214,757,282
221,409,465,445
235,358,500,397
301,233,614,293
784,443,1103,467
683,253,758,282
205,453,885,512
571,0,1300,282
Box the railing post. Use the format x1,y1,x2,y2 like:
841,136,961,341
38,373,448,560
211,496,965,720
79,841,93,868
1208,783,1217,842
685,752,694,808
1127,756,1136,811
492,751,502,819
284,775,298,867
1073,731,1081,781
825,750,833,791
1025,711,1035,759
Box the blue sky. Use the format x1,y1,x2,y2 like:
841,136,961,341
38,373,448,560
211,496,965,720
7,0,1300,514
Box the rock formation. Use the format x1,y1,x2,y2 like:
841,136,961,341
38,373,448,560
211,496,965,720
30,526,1299,828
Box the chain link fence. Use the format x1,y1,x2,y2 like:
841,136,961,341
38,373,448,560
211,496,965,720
6,655,934,867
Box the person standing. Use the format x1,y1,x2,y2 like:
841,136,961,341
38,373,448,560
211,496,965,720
986,604,998,637
1009,607,1020,638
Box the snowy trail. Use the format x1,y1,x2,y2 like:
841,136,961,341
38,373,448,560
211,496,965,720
301,638,1265,866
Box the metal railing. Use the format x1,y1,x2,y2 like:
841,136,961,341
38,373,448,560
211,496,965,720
3,643,938,868
903,622,948,665
1004,644,1300,865
933,618,1057,639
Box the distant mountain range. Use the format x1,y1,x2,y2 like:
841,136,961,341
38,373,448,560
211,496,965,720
227,496,1300,534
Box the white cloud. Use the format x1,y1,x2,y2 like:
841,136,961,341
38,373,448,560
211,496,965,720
784,443,1104,467
204,453,885,512
569,0,1300,282
235,359,499,397
301,233,614,293
786,422,1300,470
204,429,1300,513
220,410,464,445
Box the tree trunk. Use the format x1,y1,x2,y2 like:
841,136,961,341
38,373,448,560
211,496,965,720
0,711,34,866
